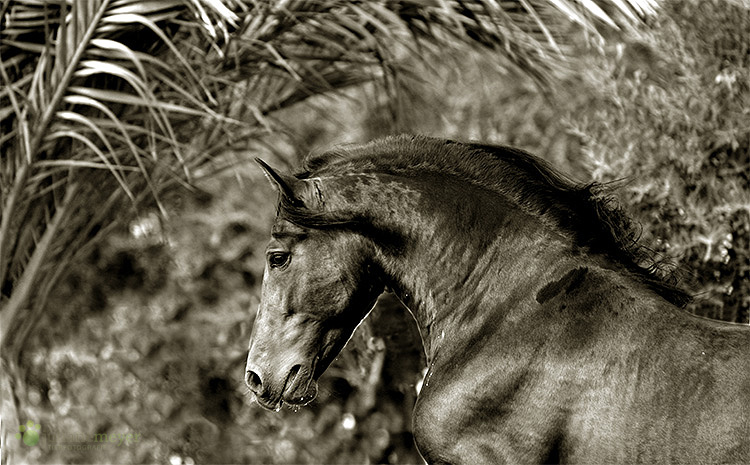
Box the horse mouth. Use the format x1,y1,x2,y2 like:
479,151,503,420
255,395,283,412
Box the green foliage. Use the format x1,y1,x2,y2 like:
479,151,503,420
7,0,749,464
567,0,750,322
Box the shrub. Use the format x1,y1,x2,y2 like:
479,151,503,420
567,0,750,322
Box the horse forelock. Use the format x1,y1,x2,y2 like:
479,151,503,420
289,135,691,307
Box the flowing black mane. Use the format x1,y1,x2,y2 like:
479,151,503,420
286,135,690,307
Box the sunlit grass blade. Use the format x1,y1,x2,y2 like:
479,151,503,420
67,86,236,123
107,0,183,16
34,159,140,172
100,12,214,103
62,94,141,163
73,59,187,171
46,128,136,202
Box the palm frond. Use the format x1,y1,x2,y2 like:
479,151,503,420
0,0,227,357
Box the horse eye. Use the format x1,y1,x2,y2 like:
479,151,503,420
268,252,290,268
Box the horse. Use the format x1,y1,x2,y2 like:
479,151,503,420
244,135,750,464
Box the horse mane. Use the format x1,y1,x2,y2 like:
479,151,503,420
287,135,691,307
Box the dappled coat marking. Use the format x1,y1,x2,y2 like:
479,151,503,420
245,135,750,464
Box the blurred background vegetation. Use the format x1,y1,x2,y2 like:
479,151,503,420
2,0,749,463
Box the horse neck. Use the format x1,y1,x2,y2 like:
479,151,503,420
328,172,580,363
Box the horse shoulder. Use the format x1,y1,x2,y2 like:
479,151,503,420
556,267,750,463
412,264,750,464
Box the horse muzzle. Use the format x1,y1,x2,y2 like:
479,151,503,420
245,360,318,411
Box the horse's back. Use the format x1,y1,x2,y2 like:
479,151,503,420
566,298,750,463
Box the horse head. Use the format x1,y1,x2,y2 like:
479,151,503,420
245,160,384,410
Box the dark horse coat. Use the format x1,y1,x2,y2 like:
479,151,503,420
245,135,750,464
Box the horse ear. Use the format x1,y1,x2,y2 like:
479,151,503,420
255,158,304,206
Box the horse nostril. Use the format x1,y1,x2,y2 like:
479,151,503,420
245,369,262,392
288,364,301,382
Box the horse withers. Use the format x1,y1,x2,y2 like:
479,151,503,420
244,135,750,464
